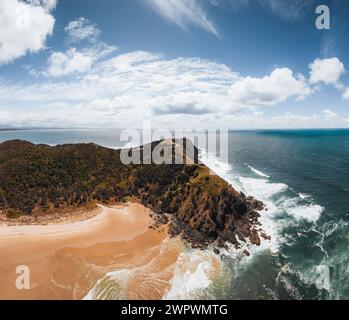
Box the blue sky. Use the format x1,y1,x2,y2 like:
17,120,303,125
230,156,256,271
0,0,349,128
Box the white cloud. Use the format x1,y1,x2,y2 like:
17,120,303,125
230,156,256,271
343,88,349,100
0,0,56,65
309,57,345,87
64,17,101,43
262,0,314,21
229,68,311,107
145,0,218,36
212,0,315,21
0,51,239,127
43,18,117,78
44,48,93,77
1,49,345,129
252,111,348,129
146,0,315,32
44,43,117,77
322,109,338,119
210,0,248,10
26,0,57,11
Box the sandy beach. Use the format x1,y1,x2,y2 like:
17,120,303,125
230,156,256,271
0,203,185,300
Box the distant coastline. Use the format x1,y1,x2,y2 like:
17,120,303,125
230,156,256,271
0,128,20,132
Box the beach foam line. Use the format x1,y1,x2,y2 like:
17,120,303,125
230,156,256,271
0,203,169,300
163,250,222,300
83,236,186,300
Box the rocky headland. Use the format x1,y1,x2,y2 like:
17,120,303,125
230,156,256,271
0,139,268,252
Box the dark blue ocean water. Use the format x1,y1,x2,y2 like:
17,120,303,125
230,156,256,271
1,129,348,300
214,129,349,300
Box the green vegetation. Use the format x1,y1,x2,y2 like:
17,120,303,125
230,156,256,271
0,139,202,215
0,139,263,248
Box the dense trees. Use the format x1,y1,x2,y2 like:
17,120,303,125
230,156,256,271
0,140,200,215
0,139,264,248
0,140,129,214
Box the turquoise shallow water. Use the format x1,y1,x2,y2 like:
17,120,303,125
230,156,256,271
1,129,348,300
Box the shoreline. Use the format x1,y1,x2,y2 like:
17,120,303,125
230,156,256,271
0,204,121,237
0,202,224,300
0,203,182,300
0,205,102,227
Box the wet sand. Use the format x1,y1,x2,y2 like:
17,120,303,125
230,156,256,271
0,203,184,300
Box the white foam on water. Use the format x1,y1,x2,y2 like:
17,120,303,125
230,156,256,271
85,149,327,300
200,150,324,256
199,151,234,184
198,149,332,299
239,177,288,200
83,269,130,300
323,219,349,238
200,151,288,253
281,198,324,223
299,193,312,200
246,164,270,178
162,251,220,300
84,249,221,301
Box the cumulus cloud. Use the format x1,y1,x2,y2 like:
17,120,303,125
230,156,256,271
229,68,311,107
309,57,345,87
145,0,218,36
44,42,117,78
0,51,239,127
25,0,57,11
64,17,101,43
0,0,56,65
44,48,94,77
43,18,117,78
0,47,344,128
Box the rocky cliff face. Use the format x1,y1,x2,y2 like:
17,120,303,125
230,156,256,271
0,139,267,250
134,139,267,250
143,164,265,250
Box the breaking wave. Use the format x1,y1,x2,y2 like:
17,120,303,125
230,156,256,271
198,151,333,299
86,149,329,301
246,164,270,178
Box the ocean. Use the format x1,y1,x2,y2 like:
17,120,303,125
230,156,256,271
1,129,348,300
